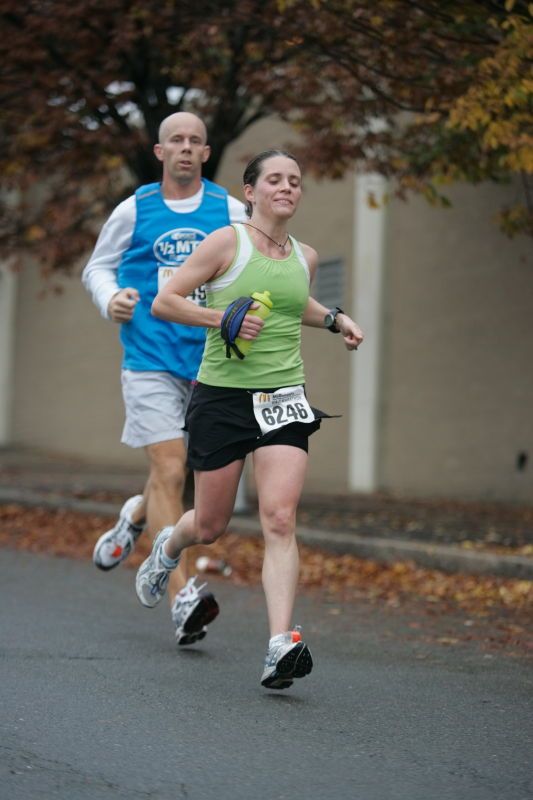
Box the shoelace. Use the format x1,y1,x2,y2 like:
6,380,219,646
145,546,172,586
179,576,207,601
172,577,207,623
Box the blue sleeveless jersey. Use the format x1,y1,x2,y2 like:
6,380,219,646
118,179,230,379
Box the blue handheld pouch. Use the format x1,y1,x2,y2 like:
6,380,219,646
220,296,254,359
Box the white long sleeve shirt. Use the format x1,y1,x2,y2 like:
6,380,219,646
82,185,246,319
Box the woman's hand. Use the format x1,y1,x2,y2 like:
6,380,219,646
236,304,265,340
336,314,364,351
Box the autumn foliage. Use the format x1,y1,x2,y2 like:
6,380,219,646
0,0,531,278
1,503,531,616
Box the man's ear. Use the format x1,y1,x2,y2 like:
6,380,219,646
154,143,163,163
202,145,211,164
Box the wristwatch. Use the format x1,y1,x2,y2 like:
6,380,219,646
324,307,344,333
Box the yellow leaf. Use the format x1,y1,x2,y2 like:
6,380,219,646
25,225,46,242
505,0,516,10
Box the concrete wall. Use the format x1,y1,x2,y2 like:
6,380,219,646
11,263,144,467
7,117,533,503
381,181,533,502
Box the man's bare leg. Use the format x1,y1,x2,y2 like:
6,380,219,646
143,439,189,604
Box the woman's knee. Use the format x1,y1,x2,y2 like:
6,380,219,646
261,505,296,538
194,513,228,545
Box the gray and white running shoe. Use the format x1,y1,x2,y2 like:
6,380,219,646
261,627,313,690
171,576,220,646
135,527,179,608
93,494,145,571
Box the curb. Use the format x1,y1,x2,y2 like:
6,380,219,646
227,518,533,581
0,487,120,517
1,487,532,581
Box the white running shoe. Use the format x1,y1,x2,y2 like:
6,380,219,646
261,627,313,690
135,527,179,608
93,495,145,571
171,576,220,646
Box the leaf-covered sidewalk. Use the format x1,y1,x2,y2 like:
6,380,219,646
296,492,533,553
1,503,531,660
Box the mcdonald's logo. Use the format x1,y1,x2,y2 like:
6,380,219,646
258,393,270,403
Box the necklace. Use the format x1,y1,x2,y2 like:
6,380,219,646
243,222,290,252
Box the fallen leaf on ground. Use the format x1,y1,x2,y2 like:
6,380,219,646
1,504,531,621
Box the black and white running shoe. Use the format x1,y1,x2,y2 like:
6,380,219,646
171,577,219,646
261,627,313,690
92,494,145,571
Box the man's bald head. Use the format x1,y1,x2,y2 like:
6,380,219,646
154,111,211,195
158,112,208,145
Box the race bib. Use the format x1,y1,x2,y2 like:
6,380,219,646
253,385,315,435
157,267,206,306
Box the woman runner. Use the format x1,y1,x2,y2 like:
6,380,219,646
135,149,364,689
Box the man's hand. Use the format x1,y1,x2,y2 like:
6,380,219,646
336,314,364,351
107,288,140,323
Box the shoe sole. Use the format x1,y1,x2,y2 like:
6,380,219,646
93,495,144,571
176,628,207,646
261,642,313,690
181,593,220,636
92,536,133,571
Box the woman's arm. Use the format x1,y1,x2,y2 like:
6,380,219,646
303,299,364,351
152,225,265,341
152,226,235,328
299,242,364,351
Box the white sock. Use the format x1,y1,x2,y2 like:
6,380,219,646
160,543,179,569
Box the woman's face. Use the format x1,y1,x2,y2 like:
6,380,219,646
245,156,302,220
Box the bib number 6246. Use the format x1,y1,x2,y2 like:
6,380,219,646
253,385,315,435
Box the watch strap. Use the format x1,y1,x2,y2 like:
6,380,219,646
327,306,344,333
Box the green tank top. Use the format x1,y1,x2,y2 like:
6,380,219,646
197,223,310,389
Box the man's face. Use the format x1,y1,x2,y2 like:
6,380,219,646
154,117,210,186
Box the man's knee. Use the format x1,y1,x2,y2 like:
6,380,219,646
147,442,187,491
151,459,186,491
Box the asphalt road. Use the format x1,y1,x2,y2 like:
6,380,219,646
1,549,532,800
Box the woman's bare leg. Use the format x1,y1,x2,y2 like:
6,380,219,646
252,445,308,637
163,459,245,560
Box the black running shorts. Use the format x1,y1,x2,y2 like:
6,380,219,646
185,382,325,471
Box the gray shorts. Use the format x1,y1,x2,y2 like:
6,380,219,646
121,370,194,448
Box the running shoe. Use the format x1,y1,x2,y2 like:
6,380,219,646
93,494,145,571
171,576,220,646
261,627,313,690
135,527,179,608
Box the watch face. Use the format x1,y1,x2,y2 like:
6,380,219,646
324,312,334,328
